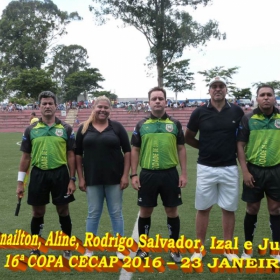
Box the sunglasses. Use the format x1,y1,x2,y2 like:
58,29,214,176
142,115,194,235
211,84,225,89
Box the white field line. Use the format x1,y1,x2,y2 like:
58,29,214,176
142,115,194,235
119,211,139,280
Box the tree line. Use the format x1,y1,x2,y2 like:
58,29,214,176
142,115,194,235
0,0,279,105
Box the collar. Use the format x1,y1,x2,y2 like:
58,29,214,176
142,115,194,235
38,116,61,125
149,112,169,120
253,106,279,115
207,99,231,109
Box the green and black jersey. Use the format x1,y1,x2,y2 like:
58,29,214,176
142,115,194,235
20,117,76,170
131,112,185,170
237,107,280,167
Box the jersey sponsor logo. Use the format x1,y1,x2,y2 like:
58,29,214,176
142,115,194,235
275,119,280,128
55,128,63,137
166,124,173,132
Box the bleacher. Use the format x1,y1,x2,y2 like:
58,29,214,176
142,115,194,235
0,106,250,133
75,107,194,131
0,110,66,133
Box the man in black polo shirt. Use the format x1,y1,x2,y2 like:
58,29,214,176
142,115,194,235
185,77,244,262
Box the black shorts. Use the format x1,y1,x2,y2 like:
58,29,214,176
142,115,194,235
242,163,280,203
138,167,182,207
27,165,75,206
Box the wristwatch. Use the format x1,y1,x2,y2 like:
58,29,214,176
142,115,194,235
70,176,76,182
130,174,138,179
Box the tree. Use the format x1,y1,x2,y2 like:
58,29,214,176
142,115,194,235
198,66,239,94
64,68,105,101
0,0,81,73
163,59,195,101
93,90,118,101
89,0,225,87
252,80,280,96
48,44,90,101
231,87,252,100
6,68,57,99
48,44,90,81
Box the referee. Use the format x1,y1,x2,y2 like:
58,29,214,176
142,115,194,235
16,91,76,259
130,87,187,263
237,84,280,262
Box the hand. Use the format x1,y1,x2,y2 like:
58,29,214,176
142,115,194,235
16,182,25,198
179,174,187,188
67,180,76,195
120,175,129,190
131,176,140,191
243,171,255,188
78,177,87,192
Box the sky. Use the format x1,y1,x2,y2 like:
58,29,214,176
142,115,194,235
0,0,280,100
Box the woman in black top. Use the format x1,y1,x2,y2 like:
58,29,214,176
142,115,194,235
75,95,131,258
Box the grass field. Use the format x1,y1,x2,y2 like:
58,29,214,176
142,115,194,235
0,132,277,279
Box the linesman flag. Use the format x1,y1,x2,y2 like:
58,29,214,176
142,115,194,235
15,168,30,216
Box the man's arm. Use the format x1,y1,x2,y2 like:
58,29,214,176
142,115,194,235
177,144,187,188
184,128,199,149
131,146,140,190
237,141,255,188
67,150,76,195
16,152,31,198
76,154,86,192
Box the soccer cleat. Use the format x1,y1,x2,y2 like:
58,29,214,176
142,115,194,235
170,251,182,263
270,254,280,264
116,251,125,260
241,250,252,259
84,249,93,257
30,249,41,256
223,253,239,262
135,249,149,259
190,252,203,262
63,250,72,260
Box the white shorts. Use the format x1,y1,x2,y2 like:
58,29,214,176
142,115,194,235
195,164,239,211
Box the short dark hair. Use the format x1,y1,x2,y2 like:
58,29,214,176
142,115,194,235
38,91,57,105
256,84,275,96
148,87,166,100
31,112,36,116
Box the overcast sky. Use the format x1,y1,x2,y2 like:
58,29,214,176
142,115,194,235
1,0,280,100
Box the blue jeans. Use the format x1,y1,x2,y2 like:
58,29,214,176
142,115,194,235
86,185,124,236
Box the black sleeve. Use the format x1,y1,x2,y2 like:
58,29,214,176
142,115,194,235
64,123,76,151
237,114,250,143
75,125,84,156
131,120,143,148
186,108,200,133
176,120,185,145
20,126,32,153
112,121,131,153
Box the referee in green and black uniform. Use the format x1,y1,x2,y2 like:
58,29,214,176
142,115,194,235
16,91,76,259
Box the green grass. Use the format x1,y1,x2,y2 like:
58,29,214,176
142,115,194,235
0,132,277,279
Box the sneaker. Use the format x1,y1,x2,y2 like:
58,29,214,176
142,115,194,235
190,252,203,262
135,249,149,259
270,254,280,263
224,253,239,262
84,249,93,257
241,250,252,259
116,251,125,260
170,251,182,263
63,250,72,260
30,249,41,256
